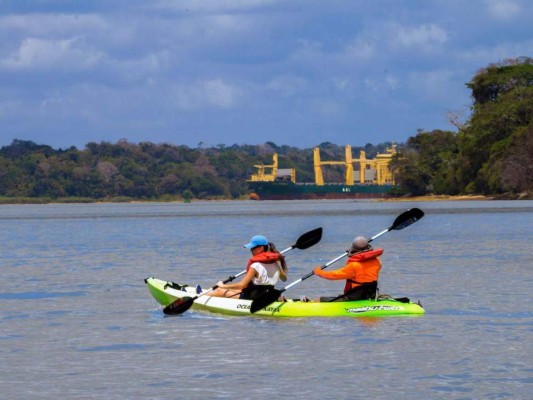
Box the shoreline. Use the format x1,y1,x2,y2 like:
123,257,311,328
2,194,530,206
380,194,495,202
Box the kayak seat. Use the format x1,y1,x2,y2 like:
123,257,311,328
393,297,410,303
377,294,411,303
324,282,378,302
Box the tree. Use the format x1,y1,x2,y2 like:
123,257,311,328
467,57,533,105
391,130,459,196
500,125,533,194
458,57,533,194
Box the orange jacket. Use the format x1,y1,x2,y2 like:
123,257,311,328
313,249,383,293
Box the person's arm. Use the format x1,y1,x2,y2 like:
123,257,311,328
313,263,354,280
278,262,287,282
217,268,256,290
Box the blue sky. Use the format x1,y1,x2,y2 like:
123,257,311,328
1,0,532,150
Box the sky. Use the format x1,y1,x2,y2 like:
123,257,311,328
0,0,532,150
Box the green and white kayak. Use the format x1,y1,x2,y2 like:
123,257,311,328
145,277,425,318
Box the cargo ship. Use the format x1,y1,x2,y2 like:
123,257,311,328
248,145,396,200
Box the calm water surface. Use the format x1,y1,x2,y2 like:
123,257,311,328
1,200,532,399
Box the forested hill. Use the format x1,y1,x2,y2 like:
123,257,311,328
0,139,393,202
1,57,532,203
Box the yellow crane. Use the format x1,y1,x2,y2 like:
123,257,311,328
248,153,296,183
313,145,396,186
249,145,395,186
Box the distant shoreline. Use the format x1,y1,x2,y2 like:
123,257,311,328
380,194,494,202
1,193,531,205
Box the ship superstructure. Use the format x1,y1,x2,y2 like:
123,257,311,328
248,145,396,200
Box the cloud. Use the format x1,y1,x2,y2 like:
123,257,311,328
0,99,23,118
174,79,243,110
152,0,280,13
332,77,349,91
1,1,532,149
364,74,399,92
407,69,463,105
288,36,377,81
391,23,448,50
0,13,107,36
0,37,103,71
343,38,376,62
168,13,260,45
457,39,533,66
312,98,345,119
266,75,307,97
486,0,521,20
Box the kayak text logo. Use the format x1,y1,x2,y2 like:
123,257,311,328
236,303,282,313
345,305,401,313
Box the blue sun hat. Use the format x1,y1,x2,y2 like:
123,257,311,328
244,235,269,249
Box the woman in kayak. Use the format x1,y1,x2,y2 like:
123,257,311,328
208,235,288,300
312,236,382,302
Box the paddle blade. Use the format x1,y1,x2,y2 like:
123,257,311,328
163,296,195,315
250,288,284,313
391,208,424,231
294,227,322,250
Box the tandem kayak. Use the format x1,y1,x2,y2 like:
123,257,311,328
145,277,425,318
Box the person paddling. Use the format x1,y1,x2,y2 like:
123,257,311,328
313,236,382,302
207,235,288,300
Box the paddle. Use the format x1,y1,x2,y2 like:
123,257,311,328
162,227,323,315
250,208,424,313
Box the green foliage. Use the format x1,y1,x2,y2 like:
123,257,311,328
466,57,533,105
0,139,392,201
458,57,533,194
500,125,533,194
391,130,459,196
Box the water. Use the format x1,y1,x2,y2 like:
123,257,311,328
1,200,532,399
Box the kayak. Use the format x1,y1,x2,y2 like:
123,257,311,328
145,277,425,318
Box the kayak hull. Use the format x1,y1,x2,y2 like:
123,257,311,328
145,277,425,318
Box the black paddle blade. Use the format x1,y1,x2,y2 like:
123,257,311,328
163,296,195,315
294,227,322,250
391,208,424,231
250,288,284,313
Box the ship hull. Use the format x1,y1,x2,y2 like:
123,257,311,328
249,182,394,200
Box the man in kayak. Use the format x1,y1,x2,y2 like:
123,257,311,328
312,236,382,302
207,235,288,300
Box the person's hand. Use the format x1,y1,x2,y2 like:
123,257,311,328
313,266,321,274
216,281,224,288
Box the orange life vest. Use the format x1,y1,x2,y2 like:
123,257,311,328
314,249,383,294
245,251,282,272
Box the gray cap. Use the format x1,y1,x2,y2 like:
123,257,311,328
352,236,369,250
